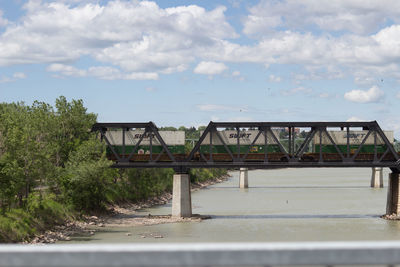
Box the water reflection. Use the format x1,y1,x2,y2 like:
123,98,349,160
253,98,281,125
211,214,380,219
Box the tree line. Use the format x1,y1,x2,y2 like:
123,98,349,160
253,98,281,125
0,97,226,242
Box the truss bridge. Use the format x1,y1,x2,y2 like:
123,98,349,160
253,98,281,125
92,121,400,173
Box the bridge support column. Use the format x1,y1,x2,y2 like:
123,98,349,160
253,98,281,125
172,173,192,217
239,168,248,189
386,172,400,215
371,167,384,188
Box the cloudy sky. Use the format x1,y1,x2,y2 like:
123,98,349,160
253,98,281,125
1,0,400,137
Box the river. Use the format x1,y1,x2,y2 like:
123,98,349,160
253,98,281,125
63,168,400,243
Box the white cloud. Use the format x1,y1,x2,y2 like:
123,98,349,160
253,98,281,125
0,1,236,75
282,86,313,96
0,72,27,83
202,17,400,82
211,115,220,122
243,0,400,36
232,70,240,77
47,64,86,77
344,85,384,103
346,116,367,122
231,70,244,81
197,104,233,111
47,63,158,80
193,61,228,75
227,116,253,122
13,72,26,79
0,10,8,28
1,1,400,85
381,117,400,139
318,93,330,98
123,72,158,80
269,74,281,82
197,104,246,112
396,91,400,99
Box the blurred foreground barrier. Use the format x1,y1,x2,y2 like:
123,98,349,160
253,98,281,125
1,242,400,266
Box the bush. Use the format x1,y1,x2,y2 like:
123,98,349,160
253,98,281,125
27,194,72,227
0,209,36,242
62,138,117,212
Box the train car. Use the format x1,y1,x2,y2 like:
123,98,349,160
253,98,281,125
313,130,394,154
199,130,282,154
104,130,185,155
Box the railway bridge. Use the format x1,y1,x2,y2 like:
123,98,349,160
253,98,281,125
92,121,400,218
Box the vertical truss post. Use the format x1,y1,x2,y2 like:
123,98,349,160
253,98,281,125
292,127,295,157
374,130,378,162
288,127,292,155
346,126,350,159
209,127,213,162
236,127,240,161
263,127,268,163
149,128,153,162
122,128,126,159
319,128,323,163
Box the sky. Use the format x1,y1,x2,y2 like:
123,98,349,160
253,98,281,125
1,0,400,137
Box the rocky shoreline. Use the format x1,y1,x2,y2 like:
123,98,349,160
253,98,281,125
27,174,230,244
381,213,400,220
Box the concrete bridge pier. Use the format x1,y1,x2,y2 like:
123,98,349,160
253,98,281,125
371,167,384,188
386,172,400,215
172,173,192,217
239,168,249,188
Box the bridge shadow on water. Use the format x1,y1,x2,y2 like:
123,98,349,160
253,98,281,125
212,186,371,189
209,214,381,219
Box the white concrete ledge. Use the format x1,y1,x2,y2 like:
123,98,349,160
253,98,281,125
2,242,400,266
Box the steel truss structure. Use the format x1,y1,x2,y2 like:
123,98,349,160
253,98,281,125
92,121,400,173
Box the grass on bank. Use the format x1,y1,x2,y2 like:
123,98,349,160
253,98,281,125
0,194,73,243
0,168,227,243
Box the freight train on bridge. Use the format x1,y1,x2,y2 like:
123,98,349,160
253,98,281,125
104,128,395,162
93,121,399,168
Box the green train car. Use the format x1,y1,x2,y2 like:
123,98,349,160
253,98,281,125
313,130,393,154
199,130,282,154
105,130,185,155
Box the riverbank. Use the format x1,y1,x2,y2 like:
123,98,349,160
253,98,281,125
28,174,230,244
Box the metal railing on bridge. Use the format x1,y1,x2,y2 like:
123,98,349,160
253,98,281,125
3,242,400,266
92,121,400,172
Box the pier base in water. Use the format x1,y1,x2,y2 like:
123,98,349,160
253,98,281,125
239,168,249,189
172,173,192,217
371,167,384,188
386,172,400,215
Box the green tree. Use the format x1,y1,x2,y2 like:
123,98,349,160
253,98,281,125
62,137,117,211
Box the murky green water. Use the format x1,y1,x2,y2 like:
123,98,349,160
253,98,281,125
62,168,400,243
